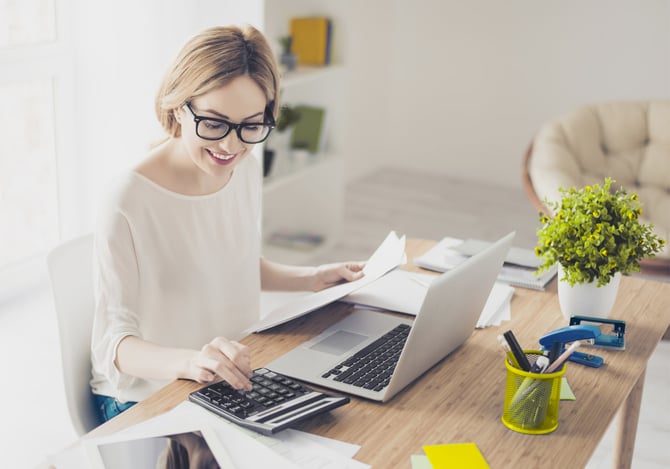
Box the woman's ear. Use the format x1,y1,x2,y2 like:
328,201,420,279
173,108,182,124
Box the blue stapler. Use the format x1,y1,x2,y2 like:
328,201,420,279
539,324,604,368
569,315,626,350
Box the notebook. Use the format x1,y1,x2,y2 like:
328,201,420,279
265,231,515,402
413,236,557,290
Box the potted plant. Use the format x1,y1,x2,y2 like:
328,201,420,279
278,36,297,71
275,104,301,133
263,105,301,177
535,178,665,317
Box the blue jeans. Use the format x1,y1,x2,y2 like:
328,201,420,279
94,394,137,422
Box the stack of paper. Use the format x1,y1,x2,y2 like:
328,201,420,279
341,269,513,328
48,401,369,468
413,237,557,291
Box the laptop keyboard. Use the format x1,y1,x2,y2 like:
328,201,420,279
189,368,349,435
321,323,411,392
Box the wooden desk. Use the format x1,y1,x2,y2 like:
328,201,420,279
87,239,670,468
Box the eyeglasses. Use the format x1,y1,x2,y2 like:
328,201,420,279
183,102,275,144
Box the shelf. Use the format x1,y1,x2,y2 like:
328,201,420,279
262,156,343,265
280,65,341,88
263,153,333,193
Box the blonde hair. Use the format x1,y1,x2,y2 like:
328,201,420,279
155,25,280,138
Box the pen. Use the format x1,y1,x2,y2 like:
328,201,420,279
503,330,532,372
547,341,562,365
498,334,521,369
545,341,581,373
530,355,549,373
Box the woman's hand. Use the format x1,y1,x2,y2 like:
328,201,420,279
186,337,253,391
310,261,365,291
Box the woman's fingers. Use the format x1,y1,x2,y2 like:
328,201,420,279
198,338,253,390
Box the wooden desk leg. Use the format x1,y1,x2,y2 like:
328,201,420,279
614,368,646,469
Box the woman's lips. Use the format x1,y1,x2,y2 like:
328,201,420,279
207,148,237,165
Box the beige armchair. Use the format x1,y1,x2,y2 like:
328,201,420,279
523,100,670,275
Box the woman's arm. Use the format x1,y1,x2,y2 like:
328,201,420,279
260,257,365,292
115,335,253,390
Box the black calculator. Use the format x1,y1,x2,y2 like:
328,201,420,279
189,368,350,435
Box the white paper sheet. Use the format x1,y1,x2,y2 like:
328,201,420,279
250,231,406,332
413,236,557,291
125,401,367,469
342,269,514,328
341,269,436,316
47,400,369,469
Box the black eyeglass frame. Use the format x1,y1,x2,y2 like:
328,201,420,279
183,102,276,144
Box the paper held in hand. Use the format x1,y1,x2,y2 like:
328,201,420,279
251,231,407,333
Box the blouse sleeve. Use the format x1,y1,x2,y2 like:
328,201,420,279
91,204,141,392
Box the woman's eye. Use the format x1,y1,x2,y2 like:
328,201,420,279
203,120,225,130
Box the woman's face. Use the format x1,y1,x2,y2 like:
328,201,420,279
176,75,268,185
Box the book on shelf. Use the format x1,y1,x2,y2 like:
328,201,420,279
289,17,332,65
413,237,557,291
290,105,325,154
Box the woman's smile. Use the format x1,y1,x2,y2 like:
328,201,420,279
206,148,238,165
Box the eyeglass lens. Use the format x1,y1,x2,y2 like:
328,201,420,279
196,119,272,143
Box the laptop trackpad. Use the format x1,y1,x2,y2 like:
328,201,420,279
310,330,368,355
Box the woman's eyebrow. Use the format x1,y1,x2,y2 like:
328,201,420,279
198,107,264,121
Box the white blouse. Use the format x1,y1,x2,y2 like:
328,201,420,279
90,156,262,403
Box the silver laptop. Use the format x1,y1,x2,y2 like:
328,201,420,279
266,231,515,402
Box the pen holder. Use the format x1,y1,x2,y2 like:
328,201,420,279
502,350,566,434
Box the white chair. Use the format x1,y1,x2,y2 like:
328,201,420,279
46,233,102,436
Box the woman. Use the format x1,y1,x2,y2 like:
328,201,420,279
90,25,364,422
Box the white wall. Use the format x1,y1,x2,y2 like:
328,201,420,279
64,0,670,235
348,0,670,188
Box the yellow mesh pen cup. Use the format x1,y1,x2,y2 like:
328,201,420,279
502,350,566,434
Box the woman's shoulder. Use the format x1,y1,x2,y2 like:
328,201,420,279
99,170,148,211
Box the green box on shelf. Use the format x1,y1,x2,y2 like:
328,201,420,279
290,105,325,154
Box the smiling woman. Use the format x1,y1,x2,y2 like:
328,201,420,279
0,1,268,302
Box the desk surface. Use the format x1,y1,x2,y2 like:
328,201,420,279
87,239,670,468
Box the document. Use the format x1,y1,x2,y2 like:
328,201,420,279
251,231,406,332
83,426,232,469
413,237,557,291
128,402,368,468
342,269,514,328
49,401,369,469
341,269,435,316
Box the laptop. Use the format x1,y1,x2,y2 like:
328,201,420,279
266,231,515,402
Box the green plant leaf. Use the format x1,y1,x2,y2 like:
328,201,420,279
535,178,665,286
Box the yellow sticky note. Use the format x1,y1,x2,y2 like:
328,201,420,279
560,377,576,400
410,454,434,469
423,443,490,469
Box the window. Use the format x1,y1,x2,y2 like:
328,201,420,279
0,80,59,267
0,0,66,297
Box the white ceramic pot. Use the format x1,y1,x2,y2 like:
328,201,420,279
557,264,622,320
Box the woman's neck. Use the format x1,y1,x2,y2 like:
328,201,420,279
136,138,233,196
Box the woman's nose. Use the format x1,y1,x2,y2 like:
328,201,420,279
218,130,244,151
